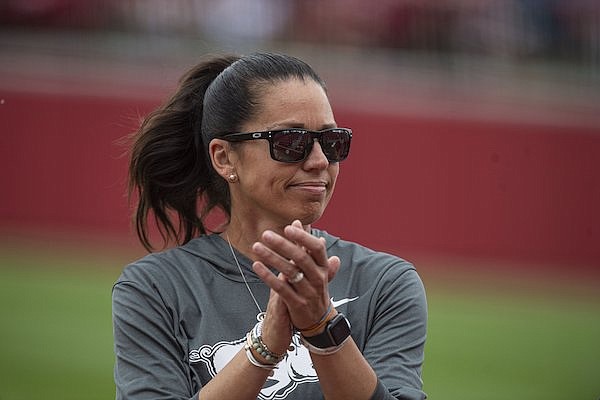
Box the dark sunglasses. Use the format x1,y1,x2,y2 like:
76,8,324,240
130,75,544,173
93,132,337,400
221,128,352,163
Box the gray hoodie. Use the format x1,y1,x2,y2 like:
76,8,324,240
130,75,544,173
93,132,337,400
112,230,427,400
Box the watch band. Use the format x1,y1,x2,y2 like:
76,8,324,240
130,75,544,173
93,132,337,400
300,334,351,355
302,313,351,349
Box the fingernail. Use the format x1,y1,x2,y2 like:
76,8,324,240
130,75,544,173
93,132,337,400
285,225,300,233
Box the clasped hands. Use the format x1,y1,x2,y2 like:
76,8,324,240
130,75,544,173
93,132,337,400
251,220,341,353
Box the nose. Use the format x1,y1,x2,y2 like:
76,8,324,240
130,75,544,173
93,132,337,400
303,139,329,169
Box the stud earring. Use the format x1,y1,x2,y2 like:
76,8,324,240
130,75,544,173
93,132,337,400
228,173,238,183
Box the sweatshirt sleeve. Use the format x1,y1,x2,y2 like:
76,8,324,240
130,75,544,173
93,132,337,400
364,267,428,400
112,264,199,400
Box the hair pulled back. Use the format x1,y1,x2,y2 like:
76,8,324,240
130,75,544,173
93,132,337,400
128,52,326,251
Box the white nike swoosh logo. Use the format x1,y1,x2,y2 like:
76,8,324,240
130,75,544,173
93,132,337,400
331,296,359,308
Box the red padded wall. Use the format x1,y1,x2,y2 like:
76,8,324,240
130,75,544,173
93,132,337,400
2,89,599,268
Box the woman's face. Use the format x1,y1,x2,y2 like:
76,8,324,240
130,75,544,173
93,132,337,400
229,78,339,229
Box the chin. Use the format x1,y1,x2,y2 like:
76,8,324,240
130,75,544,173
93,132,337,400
293,203,327,225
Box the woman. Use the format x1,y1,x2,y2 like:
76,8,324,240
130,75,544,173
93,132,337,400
112,52,427,400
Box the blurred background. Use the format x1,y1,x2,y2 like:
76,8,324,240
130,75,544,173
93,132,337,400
1,1,599,399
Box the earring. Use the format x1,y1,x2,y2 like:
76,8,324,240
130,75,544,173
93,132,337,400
228,173,238,183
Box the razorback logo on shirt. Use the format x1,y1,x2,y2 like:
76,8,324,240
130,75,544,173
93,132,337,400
189,297,358,399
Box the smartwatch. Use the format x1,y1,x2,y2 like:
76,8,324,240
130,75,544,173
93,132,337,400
302,313,351,349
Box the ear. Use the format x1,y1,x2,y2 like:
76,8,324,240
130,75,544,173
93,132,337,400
208,139,235,179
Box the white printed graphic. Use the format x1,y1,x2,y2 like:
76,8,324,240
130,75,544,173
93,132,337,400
189,298,359,399
190,333,316,399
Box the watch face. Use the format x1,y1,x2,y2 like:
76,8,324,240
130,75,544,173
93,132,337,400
303,313,352,349
329,314,351,343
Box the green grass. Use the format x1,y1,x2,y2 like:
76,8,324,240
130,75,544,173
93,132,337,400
424,290,600,399
0,245,124,400
1,245,599,400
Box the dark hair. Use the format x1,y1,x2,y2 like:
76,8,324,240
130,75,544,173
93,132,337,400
128,52,327,251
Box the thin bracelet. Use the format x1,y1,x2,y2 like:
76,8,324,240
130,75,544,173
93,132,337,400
296,302,333,332
299,307,337,337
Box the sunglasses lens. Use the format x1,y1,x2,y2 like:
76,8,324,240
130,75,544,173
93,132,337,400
272,130,310,162
321,129,351,162
270,129,352,163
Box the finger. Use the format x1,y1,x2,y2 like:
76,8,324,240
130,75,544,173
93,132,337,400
283,225,329,267
290,220,308,250
252,261,305,305
327,255,341,282
259,230,324,282
286,268,305,285
254,262,331,329
252,240,303,280
289,220,310,255
261,278,293,351
282,224,339,283
291,219,305,231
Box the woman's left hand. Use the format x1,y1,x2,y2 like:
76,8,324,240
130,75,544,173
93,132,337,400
251,220,340,330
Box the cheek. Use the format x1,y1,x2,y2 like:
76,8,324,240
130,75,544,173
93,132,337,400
329,165,340,187
251,164,292,195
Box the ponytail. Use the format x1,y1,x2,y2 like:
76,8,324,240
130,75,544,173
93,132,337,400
127,52,326,251
128,54,239,251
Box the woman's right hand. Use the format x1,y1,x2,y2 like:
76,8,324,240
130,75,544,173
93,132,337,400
259,275,294,356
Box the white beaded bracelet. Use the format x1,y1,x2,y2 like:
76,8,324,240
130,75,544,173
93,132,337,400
250,321,286,364
244,332,277,370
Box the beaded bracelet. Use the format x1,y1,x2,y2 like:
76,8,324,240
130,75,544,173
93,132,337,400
249,322,286,365
244,332,277,370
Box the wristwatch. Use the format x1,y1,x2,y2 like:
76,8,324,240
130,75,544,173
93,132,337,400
302,313,351,349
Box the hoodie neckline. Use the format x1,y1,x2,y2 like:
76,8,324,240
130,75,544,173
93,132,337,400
178,229,339,283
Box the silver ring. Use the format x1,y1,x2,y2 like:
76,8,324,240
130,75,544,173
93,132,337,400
288,271,304,284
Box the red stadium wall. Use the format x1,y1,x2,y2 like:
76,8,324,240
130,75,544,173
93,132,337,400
1,89,599,269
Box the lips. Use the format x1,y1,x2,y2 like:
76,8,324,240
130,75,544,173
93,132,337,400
290,181,328,188
289,180,328,194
